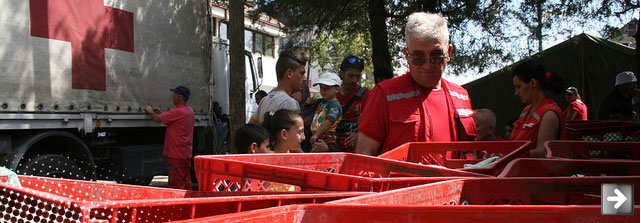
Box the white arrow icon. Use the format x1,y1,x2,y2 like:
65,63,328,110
606,188,628,209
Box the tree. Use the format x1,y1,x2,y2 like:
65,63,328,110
229,0,245,154
251,0,638,77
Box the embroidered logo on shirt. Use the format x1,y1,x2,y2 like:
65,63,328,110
523,123,534,128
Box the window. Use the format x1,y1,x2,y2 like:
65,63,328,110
244,30,253,51
255,33,264,54
264,35,274,57
219,22,228,39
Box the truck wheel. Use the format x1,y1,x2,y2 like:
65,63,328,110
16,154,88,180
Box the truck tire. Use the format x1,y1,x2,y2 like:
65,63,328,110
16,154,88,180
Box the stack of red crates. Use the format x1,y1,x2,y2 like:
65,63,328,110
564,120,639,141
189,139,639,222
0,175,368,222
194,153,488,192
178,177,639,222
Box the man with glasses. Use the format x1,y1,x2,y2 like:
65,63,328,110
356,12,477,157
249,51,307,125
334,55,370,152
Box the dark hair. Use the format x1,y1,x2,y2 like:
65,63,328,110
374,67,394,84
512,59,564,94
276,51,307,81
255,90,267,98
234,124,270,154
340,55,365,71
262,109,301,143
506,117,518,128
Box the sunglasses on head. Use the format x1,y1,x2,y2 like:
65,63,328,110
408,52,449,66
347,57,364,66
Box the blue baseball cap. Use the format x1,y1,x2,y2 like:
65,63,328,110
170,85,190,97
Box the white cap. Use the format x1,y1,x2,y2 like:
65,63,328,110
615,71,637,86
313,72,342,86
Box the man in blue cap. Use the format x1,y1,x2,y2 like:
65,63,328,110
145,85,195,190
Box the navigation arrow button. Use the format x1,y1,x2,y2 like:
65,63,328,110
606,188,628,209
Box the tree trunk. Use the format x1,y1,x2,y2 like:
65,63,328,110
229,0,245,154
368,0,392,75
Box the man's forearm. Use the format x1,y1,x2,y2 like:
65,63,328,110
145,106,162,122
354,133,381,156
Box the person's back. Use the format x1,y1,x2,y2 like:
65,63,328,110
162,105,195,158
254,90,299,123
144,85,195,190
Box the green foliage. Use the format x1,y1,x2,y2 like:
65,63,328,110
246,0,638,77
308,28,373,79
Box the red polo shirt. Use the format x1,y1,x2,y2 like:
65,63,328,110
359,73,476,156
159,105,195,159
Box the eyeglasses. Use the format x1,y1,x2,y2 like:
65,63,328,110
407,53,449,66
347,57,364,66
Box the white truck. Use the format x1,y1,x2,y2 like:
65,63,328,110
0,0,267,184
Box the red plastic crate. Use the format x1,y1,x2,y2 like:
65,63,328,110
329,177,639,206
545,140,640,160
195,153,489,192
0,175,369,222
378,141,531,176
174,204,639,223
565,120,639,141
498,158,640,177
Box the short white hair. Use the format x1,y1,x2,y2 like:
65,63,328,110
405,12,449,44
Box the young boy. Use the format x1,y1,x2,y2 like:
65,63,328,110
307,72,343,152
234,124,272,154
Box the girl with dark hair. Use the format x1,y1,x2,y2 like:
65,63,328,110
510,59,564,158
262,109,305,153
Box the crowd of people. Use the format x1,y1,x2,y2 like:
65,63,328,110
145,12,638,189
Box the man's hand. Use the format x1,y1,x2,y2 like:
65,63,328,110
311,140,329,152
145,105,162,122
345,132,358,147
144,105,154,114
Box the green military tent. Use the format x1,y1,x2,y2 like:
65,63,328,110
463,33,639,138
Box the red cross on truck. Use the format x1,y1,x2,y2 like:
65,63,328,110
0,0,267,185
30,0,134,91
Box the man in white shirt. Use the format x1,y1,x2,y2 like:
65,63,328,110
248,51,307,124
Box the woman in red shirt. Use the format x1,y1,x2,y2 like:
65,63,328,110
563,86,588,121
510,59,564,158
